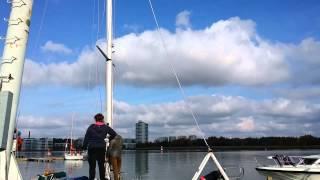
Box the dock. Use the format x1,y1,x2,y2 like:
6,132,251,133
17,157,64,162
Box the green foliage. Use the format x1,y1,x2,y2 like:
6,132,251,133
136,135,320,149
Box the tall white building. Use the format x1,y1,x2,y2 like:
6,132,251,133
136,121,148,143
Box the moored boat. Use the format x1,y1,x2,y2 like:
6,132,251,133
64,151,84,161
256,154,320,180
64,114,84,161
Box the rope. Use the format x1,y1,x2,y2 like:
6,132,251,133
88,0,105,112
91,0,96,46
88,0,95,111
113,0,116,40
112,0,116,125
96,0,100,41
96,0,106,40
94,61,103,112
111,61,116,126
147,0,210,150
31,0,49,58
102,0,106,37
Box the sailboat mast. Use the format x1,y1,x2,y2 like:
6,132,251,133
106,0,113,127
70,114,74,153
1,0,33,179
0,0,33,173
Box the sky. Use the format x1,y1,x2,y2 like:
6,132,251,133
1,0,320,140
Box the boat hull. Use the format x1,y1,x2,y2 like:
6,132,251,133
64,153,84,160
256,167,320,180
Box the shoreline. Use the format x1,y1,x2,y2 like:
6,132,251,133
135,145,320,151
17,145,320,152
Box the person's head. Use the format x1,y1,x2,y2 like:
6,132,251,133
94,113,104,122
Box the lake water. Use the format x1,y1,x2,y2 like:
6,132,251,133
18,149,320,180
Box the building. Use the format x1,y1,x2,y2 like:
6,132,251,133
22,138,53,151
154,137,168,143
22,138,37,151
177,135,187,140
168,136,176,142
123,138,136,149
53,142,65,150
189,135,197,140
136,121,148,143
36,138,53,151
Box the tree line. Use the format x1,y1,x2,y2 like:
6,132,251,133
137,135,320,150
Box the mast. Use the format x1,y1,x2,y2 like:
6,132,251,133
0,0,34,179
70,114,74,153
106,0,113,127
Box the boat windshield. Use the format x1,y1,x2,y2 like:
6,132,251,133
301,158,317,165
272,155,296,166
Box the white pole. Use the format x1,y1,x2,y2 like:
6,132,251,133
210,152,230,180
70,113,74,153
106,0,113,127
0,0,34,171
192,152,230,180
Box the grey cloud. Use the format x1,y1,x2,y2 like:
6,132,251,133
285,38,320,86
274,87,320,100
17,95,320,139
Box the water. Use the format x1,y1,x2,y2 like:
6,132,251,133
18,149,320,180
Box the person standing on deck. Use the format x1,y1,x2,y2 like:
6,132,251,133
108,123,123,180
17,131,23,151
83,113,117,180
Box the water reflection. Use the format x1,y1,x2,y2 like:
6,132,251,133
65,160,84,175
18,150,320,180
135,151,148,177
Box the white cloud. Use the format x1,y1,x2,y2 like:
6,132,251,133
257,98,314,117
176,10,191,29
23,17,320,90
18,114,91,138
284,38,320,85
236,117,255,132
123,24,141,32
41,41,73,54
23,46,103,87
17,95,320,138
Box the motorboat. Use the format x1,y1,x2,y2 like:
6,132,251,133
256,154,320,180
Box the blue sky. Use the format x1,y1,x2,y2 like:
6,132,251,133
1,0,320,140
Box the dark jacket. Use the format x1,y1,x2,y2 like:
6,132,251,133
83,123,117,150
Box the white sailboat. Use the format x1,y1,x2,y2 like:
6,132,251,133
64,114,84,161
64,147,84,161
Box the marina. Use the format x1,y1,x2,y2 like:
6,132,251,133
19,157,55,162
1,0,320,179
16,150,320,180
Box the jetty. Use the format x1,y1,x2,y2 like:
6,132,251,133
17,157,64,162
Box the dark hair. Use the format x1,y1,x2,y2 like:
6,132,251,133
94,113,104,122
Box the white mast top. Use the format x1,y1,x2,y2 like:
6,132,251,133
106,0,113,127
